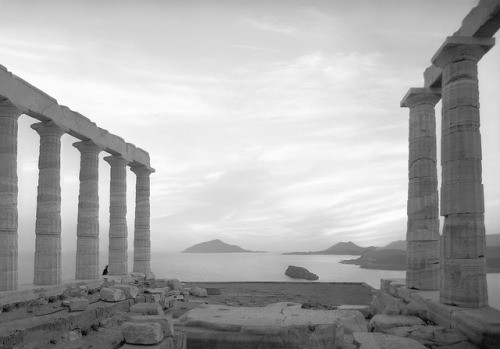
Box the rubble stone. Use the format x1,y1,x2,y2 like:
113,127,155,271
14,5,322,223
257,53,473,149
100,288,126,302
130,302,164,315
122,322,163,345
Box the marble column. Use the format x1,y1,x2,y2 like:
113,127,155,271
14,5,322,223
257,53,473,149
432,36,494,307
104,155,129,275
131,165,153,274
0,99,23,291
401,88,441,291
32,121,66,285
74,140,102,280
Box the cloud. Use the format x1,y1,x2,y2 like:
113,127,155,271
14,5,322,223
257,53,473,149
242,18,298,35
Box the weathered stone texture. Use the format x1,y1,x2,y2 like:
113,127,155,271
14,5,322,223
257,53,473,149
122,322,164,345
110,283,138,299
130,302,164,316
32,121,66,286
105,155,129,276
68,297,89,312
432,37,494,307
353,332,427,349
131,165,153,274
401,88,440,291
0,101,22,291
74,140,102,280
100,287,126,302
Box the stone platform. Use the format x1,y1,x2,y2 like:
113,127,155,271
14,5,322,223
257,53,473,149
175,302,368,349
373,278,500,348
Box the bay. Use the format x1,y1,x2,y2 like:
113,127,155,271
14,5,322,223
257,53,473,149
17,250,500,310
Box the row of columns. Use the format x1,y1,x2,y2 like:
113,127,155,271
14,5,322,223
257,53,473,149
401,37,493,307
0,104,153,291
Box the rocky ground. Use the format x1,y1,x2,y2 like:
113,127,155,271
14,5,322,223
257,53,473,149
0,280,485,348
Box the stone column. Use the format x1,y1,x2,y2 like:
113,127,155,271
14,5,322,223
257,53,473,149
432,36,494,307
0,99,23,291
32,121,66,285
401,88,441,291
74,140,102,280
104,155,129,275
131,165,154,274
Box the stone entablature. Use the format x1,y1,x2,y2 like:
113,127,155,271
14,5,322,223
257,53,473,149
0,65,152,170
0,65,155,292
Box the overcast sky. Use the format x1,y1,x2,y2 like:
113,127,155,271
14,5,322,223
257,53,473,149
1,0,499,253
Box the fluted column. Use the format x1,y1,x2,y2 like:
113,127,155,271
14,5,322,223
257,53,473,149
74,140,102,280
131,165,154,273
32,121,66,285
104,155,129,275
432,36,494,307
401,88,441,291
0,99,23,291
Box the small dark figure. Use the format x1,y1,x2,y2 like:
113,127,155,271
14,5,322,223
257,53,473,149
102,265,108,276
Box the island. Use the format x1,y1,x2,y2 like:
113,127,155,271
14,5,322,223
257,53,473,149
182,239,264,253
283,241,376,255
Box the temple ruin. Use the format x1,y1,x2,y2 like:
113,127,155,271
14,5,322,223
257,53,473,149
401,0,500,308
0,65,154,291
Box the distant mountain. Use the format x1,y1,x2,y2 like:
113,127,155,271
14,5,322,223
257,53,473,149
377,240,407,251
283,241,376,255
182,239,261,253
376,234,500,251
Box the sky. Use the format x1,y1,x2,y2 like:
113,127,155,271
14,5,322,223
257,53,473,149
1,0,499,253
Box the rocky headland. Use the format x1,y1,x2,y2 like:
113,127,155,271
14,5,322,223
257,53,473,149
283,241,376,255
340,235,500,273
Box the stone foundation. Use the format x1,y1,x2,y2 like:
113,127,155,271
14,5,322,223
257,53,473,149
372,278,500,348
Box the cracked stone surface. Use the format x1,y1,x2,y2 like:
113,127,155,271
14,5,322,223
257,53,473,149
175,302,368,348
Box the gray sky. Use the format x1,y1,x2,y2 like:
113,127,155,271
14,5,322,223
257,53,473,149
2,0,499,252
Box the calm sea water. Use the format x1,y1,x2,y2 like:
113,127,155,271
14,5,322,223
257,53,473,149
17,250,500,310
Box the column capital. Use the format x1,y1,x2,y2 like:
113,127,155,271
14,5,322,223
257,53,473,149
130,164,155,176
31,121,67,138
401,88,441,108
0,98,24,118
73,140,102,154
104,154,130,167
432,36,495,68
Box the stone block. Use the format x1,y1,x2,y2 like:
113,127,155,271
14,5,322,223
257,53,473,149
130,302,164,315
167,279,182,291
332,309,368,333
155,278,170,288
68,297,89,312
126,314,174,337
450,307,500,348
190,287,207,298
122,322,164,345
100,288,126,302
164,295,176,309
336,305,370,319
353,332,427,349
111,284,138,299
440,257,488,308
441,215,486,259
380,279,404,293
177,302,344,348
121,276,137,284
370,314,425,332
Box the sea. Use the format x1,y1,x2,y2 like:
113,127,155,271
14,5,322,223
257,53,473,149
17,250,500,310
